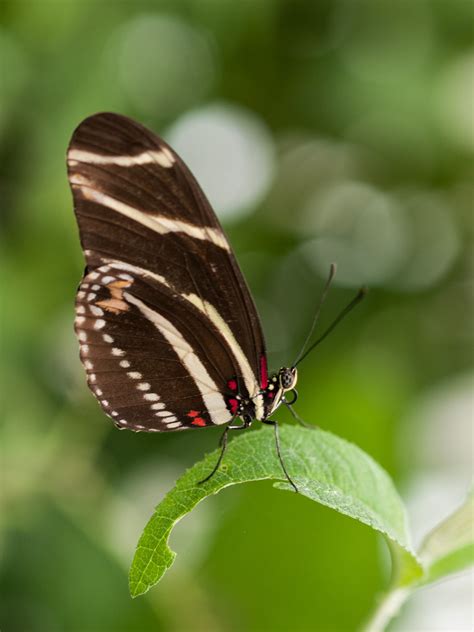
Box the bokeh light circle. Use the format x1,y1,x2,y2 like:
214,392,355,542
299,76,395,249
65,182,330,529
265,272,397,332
166,103,275,219
391,190,459,291
300,180,407,287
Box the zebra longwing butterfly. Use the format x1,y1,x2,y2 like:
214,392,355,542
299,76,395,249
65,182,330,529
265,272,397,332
68,113,364,489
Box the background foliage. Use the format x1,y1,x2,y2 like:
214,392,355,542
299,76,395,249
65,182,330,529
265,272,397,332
1,1,472,630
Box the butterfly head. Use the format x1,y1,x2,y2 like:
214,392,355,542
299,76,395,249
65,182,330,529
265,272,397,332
261,366,298,418
278,366,298,392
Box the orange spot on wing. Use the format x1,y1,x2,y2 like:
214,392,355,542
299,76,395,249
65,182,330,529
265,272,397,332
97,298,129,313
109,280,131,289
187,410,200,418
95,279,132,313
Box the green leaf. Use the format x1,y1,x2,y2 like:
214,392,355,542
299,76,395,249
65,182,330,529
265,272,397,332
129,425,422,597
419,489,474,584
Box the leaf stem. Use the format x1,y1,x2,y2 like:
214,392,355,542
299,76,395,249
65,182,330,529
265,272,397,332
362,586,412,632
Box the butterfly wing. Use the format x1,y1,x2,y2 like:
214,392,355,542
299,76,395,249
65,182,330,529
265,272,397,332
68,112,268,431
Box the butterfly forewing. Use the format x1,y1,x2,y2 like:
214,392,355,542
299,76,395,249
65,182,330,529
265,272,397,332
68,113,267,431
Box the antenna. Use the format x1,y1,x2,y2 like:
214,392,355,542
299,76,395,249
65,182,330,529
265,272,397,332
293,286,368,368
292,263,337,367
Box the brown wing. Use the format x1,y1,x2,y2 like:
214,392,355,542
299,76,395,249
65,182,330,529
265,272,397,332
68,113,267,431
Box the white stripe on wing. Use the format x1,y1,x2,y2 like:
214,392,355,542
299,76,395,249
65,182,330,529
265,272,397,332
123,291,230,425
69,174,230,251
68,147,175,168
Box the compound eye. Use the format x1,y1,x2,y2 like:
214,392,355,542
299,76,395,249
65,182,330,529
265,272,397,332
279,368,293,389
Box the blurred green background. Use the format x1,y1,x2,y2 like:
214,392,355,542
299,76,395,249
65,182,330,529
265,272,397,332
1,1,473,630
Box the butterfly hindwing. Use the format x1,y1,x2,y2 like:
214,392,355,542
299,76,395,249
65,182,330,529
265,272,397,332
68,113,267,431
75,265,238,430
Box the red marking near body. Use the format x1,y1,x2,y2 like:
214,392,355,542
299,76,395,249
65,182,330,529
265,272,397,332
191,417,206,427
268,391,275,399
228,398,239,414
260,355,268,389
227,379,237,391
187,410,199,418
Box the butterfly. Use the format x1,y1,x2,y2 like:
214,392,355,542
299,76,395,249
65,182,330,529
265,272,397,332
68,113,365,491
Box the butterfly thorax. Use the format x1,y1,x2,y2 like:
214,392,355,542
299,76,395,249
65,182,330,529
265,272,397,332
223,366,297,424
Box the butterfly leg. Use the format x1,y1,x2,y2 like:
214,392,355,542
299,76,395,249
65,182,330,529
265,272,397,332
284,401,319,430
262,419,298,493
198,419,250,485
